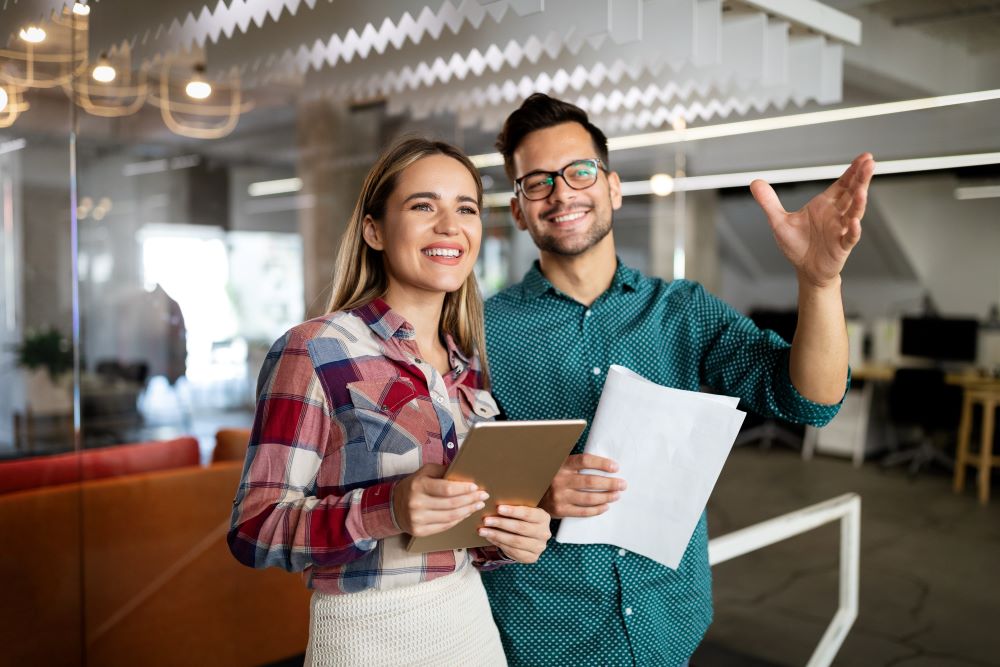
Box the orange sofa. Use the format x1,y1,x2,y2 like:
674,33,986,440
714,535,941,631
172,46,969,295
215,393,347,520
0,451,311,666
0,436,200,495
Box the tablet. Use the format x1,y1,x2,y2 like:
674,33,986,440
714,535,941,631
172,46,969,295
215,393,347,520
406,419,586,553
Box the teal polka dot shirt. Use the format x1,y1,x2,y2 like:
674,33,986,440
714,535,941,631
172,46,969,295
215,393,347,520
481,260,845,667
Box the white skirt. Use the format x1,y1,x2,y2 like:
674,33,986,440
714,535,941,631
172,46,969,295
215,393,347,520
304,563,507,667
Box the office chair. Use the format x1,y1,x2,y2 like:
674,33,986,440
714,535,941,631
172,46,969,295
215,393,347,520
881,367,963,475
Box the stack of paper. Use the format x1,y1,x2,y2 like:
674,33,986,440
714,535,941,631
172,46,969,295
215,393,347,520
556,365,746,569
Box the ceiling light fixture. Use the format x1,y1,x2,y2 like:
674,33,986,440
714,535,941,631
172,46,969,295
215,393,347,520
649,173,675,197
185,64,212,100
18,26,46,43
0,87,8,113
248,177,303,197
482,151,1000,207
92,54,116,83
954,185,1000,200
469,89,1000,168
72,2,91,16
0,138,27,155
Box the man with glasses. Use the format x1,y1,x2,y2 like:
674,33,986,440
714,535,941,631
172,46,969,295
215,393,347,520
480,93,874,666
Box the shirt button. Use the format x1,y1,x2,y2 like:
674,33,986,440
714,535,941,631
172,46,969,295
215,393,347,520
414,357,423,364
618,548,626,556
446,442,455,449
624,607,633,616
435,395,445,404
585,309,592,317
592,367,601,375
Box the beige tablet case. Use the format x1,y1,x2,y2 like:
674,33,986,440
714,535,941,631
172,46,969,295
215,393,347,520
406,419,586,553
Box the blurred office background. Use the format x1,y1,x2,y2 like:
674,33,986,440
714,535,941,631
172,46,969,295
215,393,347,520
0,1,998,665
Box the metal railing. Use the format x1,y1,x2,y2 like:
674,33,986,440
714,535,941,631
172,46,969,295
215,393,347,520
707,493,861,667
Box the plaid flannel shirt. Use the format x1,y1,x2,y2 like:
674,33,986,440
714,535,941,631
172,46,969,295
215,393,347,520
228,298,510,595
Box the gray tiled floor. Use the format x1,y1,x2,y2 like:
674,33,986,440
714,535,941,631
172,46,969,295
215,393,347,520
699,448,1000,667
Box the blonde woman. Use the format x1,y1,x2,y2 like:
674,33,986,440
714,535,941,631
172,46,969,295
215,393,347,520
229,138,550,666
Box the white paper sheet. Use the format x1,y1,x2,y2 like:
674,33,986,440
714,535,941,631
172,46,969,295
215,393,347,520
556,365,746,569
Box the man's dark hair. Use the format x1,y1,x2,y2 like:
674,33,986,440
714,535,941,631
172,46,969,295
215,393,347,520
495,93,609,182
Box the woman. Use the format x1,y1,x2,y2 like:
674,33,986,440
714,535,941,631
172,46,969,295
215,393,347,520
228,137,549,666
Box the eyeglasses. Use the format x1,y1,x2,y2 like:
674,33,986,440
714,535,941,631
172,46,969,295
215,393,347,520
514,158,607,201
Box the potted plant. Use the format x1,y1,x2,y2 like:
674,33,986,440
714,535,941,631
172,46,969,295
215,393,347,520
14,327,74,415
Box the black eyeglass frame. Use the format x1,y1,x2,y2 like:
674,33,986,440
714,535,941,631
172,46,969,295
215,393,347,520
513,157,609,201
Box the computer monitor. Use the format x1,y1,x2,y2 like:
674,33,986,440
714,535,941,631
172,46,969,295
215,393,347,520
900,317,978,362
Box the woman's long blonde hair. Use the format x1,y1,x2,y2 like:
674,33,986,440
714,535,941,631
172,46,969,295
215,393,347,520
326,136,490,387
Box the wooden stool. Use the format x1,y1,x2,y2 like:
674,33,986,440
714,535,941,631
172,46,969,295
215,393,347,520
954,388,1000,505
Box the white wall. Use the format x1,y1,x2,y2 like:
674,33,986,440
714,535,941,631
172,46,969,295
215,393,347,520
873,174,1000,319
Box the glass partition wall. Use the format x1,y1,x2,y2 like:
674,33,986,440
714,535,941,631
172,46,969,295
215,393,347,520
0,9,81,665
0,7,530,667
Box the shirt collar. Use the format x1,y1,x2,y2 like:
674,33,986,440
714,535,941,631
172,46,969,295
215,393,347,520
444,333,471,371
353,298,471,374
351,298,415,341
521,258,640,300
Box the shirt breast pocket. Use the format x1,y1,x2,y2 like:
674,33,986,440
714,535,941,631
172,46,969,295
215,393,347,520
457,384,501,430
347,378,431,455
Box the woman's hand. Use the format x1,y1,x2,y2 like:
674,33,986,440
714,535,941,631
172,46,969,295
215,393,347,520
478,505,551,564
393,464,488,537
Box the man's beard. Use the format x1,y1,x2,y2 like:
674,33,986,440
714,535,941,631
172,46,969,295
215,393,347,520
528,207,613,257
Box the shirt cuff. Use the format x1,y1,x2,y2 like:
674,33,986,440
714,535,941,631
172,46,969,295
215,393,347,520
775,360,852,427
470,545,515,571
359,481,403,540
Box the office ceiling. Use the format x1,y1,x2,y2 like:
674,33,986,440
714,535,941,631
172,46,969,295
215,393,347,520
1,0,998,291
866,0,1000,54
2,0,861,132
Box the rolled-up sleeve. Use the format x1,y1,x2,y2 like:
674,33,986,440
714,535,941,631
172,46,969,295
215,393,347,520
227,330,401,572
696,285,848,427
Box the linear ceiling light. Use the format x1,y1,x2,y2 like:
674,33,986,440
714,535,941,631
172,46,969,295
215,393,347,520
469,89,1000,168
954,185,1000,200
248,177,302,197
0,138,27,156
482,151,1000,208
122,154,200,177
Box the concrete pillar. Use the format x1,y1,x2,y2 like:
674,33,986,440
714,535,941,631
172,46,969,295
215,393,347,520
649,189,720,292
296,100,382,318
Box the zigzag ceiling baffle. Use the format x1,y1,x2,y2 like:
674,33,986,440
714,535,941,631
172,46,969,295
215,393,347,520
84,0,859,130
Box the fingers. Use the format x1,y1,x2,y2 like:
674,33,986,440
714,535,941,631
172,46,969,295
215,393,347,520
829,153,874,201
419,488,488,510
420,476,481,498
541,489,614,517
407,500,485,537
541,458,626,518
397,467,489,536
565,453,619,473
410,514,475,537
565,489,621,506
841,216,862,251
486,504,550,530
479,505,551,564
750,179,785,226
569,471,626,492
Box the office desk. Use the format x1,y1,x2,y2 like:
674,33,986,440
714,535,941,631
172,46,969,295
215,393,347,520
852,365,1000,388
804,365,998,467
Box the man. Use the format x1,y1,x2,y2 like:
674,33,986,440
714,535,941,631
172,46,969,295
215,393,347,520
480,93,874,666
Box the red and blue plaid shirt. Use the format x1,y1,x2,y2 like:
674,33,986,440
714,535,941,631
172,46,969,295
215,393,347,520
228,298,510,595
